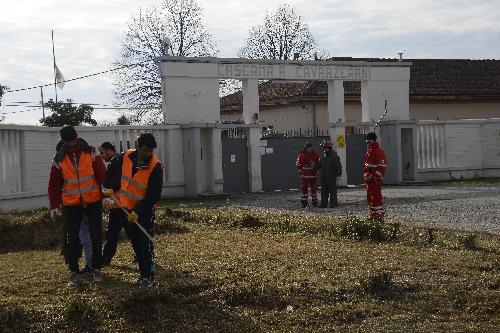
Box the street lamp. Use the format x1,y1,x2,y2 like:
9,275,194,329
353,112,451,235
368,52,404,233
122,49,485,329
162,36,171,56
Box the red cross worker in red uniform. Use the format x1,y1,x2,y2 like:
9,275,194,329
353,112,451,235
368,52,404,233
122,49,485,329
296,142,320,208
364,132,387,218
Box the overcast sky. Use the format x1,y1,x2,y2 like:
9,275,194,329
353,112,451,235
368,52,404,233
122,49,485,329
1,0,499,124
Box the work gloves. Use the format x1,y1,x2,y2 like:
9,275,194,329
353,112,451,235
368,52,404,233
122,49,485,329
101,187,113,197
128,211,139,223
50,208,61,220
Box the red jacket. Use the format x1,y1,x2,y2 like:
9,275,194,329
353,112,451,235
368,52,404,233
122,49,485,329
296,149,320,179
364,141,387,182
48,139,106,209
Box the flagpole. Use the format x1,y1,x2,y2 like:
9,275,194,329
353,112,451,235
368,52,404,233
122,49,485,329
51,30,58,103
40,86,45,121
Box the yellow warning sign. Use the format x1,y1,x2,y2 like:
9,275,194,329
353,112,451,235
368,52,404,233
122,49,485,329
337,134,345,148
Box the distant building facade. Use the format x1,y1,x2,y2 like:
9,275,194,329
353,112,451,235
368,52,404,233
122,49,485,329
220,58,500,131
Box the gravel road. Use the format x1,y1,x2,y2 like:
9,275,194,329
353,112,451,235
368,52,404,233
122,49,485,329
226,184,500,234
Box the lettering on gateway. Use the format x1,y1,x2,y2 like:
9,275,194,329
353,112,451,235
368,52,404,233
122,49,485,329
218,63,371,80
295,66,371,80
218,64,277,78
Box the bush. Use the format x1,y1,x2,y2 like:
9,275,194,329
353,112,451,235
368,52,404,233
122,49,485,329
462,234,479,250
231,214,264,229
339,215,398,242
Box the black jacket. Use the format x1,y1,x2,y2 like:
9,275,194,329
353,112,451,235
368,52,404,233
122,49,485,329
104,150,163,214
316,150,342,184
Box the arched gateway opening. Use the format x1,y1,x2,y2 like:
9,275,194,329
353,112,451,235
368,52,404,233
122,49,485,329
157,57,413,195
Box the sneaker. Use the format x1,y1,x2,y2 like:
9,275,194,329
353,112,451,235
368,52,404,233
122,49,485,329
142,277,155,288
134,277,155,288
134,277,145,286
92,269,102,283
68,272,80,287
80,266,92,274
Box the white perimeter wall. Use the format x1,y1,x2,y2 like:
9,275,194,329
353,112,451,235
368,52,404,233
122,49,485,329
417,119,500,181
0,125,186,212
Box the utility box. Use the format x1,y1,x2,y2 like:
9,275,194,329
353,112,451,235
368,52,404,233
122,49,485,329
378,120,417,184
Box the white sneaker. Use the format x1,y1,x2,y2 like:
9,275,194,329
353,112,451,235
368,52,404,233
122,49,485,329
68,272,80,287
92,269,102,283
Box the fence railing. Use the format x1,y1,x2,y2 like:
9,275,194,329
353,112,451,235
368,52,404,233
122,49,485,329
417,122,446,169
0,129,22,194
0,125,179,196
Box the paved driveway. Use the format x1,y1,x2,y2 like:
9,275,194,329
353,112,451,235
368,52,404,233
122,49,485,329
227,184,500,234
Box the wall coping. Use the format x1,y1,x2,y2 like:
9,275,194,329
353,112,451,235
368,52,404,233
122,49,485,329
417,118,500,125
156,56,412,67
417,167,500,173
0,124,182,131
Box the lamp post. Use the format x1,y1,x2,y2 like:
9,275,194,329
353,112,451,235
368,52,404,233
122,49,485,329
162,36,171,56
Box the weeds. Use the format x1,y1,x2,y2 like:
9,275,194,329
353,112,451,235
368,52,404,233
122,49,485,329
461,234,479,250
0,210,63,252
339,214,399,242
0,303,30,332
63,298,100,332
207,282,289,310
358,271,394,294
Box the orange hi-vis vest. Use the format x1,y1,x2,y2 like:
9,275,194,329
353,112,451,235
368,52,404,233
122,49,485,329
59,151,101,206
119,149,161,210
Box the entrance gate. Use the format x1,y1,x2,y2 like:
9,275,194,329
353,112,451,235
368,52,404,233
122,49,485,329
221,132,375,193
261,137,327,192
222,137,249,193
346,134,366,185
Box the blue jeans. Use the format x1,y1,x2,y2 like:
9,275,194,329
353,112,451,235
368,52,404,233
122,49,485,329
79,214,93,269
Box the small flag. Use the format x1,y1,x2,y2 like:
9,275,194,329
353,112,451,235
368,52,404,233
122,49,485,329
55,64,65,89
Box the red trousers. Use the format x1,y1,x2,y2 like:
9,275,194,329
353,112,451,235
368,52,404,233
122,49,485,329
301,178,318,205
366,180,384,217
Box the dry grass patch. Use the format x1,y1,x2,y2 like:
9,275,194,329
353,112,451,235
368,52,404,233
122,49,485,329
0,205,499,332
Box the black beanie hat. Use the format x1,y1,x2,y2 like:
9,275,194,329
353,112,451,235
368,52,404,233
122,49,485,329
366,132,377,141
304,142,312,149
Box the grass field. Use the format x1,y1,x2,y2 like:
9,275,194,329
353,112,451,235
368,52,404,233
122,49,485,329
1,204,499,332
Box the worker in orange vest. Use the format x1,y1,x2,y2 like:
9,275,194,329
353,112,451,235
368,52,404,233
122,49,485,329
102,132,163,287
48,125,106,287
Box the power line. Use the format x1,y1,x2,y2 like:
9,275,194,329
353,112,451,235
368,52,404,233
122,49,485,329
4,102,160,108
3,62,146,94
0,106,160,115
0,108,41,115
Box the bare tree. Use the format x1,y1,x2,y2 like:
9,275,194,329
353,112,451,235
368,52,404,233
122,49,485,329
113,0,218,123
238,4,328,60
0,85,8,122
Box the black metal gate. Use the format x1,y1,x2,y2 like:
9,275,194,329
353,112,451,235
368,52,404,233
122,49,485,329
346,134,366,185
222,132,367,193
261,137,328,191
222,137,249,193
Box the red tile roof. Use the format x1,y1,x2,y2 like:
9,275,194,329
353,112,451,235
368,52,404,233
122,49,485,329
220,58,500,111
